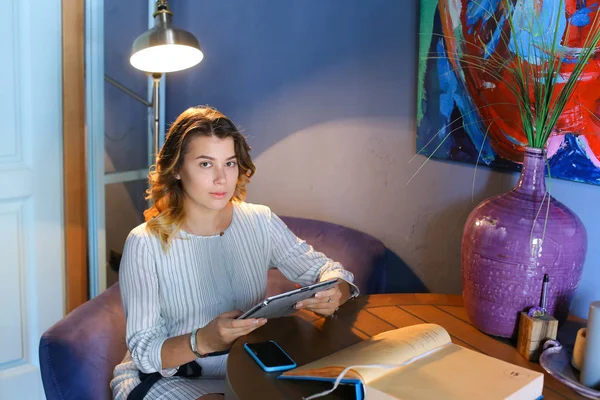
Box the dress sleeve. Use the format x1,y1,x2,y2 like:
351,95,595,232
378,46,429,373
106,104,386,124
268,210,360,297
119,230,178,377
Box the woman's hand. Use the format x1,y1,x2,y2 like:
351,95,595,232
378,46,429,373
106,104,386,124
295,280,351,317
196,310,267,355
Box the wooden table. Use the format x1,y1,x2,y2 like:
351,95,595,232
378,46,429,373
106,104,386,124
225,294,586,399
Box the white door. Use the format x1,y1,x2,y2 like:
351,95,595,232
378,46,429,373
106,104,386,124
0,0,65,399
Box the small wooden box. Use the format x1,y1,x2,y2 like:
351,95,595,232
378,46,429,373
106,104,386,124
517,312,558,362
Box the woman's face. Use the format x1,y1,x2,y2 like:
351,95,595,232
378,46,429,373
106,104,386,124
177,135,239,212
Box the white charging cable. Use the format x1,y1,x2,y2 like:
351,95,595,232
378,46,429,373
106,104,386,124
302,344,449,400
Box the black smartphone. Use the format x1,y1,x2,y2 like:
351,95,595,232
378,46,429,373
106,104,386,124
244,340,297,372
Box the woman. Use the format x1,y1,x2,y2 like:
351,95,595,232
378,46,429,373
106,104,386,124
111,106,359,400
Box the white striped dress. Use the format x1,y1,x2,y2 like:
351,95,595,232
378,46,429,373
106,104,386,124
110,201,357,399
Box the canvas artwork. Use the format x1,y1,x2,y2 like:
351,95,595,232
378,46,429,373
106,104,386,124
417,0,600,185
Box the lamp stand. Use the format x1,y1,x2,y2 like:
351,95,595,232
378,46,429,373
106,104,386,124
105,74,163,164
151,73,162,159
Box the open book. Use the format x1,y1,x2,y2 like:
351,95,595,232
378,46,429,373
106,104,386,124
279,324,544,400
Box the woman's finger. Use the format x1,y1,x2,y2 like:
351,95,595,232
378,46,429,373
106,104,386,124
226,318,266,329
220,310,244,319
314,287,339,299
296,297,326,307
227,322,267,338
305,303,338,312
296,292,340,309
303,301,338,313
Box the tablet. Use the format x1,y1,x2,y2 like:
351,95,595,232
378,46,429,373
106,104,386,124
238,278,340,319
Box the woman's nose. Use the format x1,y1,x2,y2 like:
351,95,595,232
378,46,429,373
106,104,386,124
214,167,226,184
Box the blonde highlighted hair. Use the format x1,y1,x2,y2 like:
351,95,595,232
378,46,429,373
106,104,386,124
144,106,256,250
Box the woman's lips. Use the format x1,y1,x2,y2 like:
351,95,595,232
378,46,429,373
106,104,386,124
210,192,227,199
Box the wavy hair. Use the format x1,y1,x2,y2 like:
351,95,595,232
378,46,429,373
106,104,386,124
144,106,256,250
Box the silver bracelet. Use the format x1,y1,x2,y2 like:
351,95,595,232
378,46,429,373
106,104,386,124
190,328,204,358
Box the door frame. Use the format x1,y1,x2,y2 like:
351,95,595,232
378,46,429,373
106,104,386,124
62,0,88,312
85,0,106,299
62,0,107,308
62,0,106,307
81,0,165,301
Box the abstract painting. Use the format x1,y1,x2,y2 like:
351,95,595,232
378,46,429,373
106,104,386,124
417,0,600,185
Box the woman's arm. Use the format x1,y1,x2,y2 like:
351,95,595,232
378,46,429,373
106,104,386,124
294,279,353,316
267,212,359,315
121,230,266,373
160,311,266,369
120,231,177,376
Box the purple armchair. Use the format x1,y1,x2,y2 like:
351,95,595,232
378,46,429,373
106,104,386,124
39,217,386,400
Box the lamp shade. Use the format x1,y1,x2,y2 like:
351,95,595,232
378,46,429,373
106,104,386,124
130,1,203,73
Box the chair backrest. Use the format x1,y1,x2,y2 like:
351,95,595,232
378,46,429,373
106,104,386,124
39,217,386,399
39,283,126,400
269,216,387,296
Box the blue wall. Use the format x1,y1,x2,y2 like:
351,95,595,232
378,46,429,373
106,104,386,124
153,1,597,317
541,178,600,318
166,0,410,155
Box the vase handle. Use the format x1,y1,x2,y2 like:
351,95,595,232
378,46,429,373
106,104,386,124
543,339,562,351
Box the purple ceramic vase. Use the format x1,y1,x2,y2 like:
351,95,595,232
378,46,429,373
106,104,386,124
462,147,587,338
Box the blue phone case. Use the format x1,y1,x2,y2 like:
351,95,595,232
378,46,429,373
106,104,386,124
244,341,297,372
278,375,364,399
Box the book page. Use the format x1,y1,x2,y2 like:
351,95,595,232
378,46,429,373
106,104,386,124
282,324,451,383
367,343,543,400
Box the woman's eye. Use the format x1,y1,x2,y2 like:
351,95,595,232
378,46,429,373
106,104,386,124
226,161,237,167
199,161,212,168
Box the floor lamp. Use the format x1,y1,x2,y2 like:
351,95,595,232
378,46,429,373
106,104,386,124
108,0,203,160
